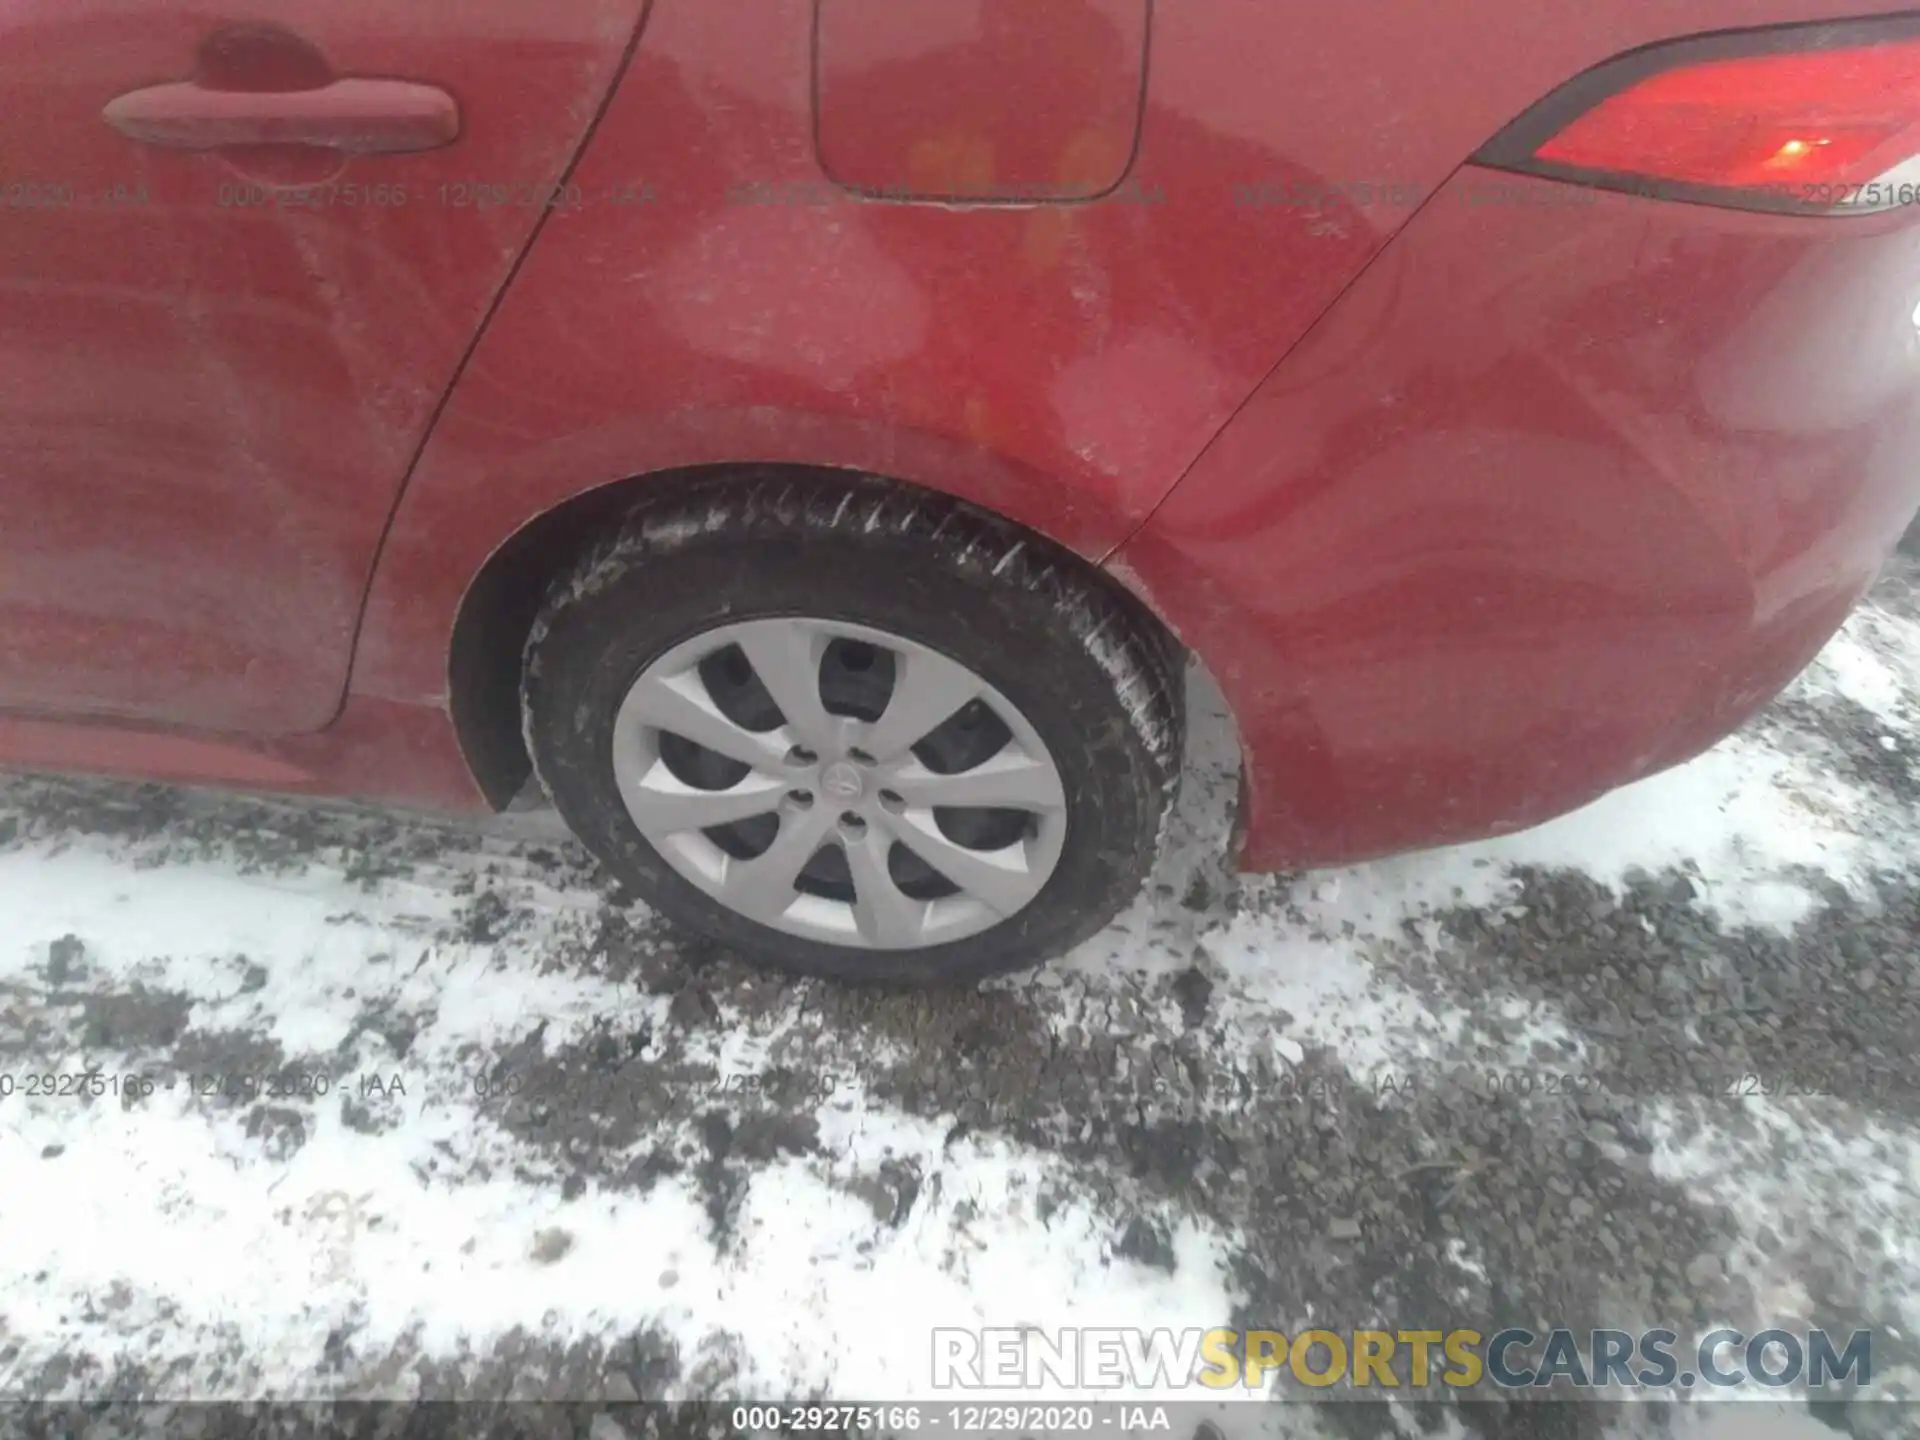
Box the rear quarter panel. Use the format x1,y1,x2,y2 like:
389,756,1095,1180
1120,171,1920,868
346,0,1920,819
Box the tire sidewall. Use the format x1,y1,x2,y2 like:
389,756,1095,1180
525,528,1167,984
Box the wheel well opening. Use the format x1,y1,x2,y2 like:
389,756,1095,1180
446,463,1191,811
448,465,718,808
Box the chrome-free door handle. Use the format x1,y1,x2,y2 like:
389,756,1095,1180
104,77,459,154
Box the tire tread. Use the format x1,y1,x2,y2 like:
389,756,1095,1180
522,469,1185,982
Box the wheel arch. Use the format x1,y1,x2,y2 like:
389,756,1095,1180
445,460,1192,812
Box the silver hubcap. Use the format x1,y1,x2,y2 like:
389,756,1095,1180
611,617,1068,951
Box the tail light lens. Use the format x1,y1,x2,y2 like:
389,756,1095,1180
1475,19,1920,214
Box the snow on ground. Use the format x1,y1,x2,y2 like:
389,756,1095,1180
2,555,1918,1440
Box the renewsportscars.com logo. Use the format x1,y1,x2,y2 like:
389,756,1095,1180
931,1327,1873,1395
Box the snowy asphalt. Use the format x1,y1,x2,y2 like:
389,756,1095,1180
2,554,1919,1440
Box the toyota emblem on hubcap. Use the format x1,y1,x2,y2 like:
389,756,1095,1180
820,761,864,801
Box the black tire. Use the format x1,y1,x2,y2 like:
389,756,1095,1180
521,471,1184,985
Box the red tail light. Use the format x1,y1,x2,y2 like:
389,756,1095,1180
1476,19,1920,214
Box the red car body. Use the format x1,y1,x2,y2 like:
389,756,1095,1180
3,0,1919,871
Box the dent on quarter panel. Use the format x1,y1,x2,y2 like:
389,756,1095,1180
813,0,1150,201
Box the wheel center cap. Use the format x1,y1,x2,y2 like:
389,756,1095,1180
820,760,865,801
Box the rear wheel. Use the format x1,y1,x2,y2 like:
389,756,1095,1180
522,474,1183,984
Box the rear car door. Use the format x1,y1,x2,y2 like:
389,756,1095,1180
0,0,648,733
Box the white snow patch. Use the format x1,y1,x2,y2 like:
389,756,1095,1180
1643,1095,1920,1351
0,828,1243,1402
1281,720,1900,942
0,1071,1240,1400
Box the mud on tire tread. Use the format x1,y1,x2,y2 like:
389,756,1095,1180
520,469,1185,984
